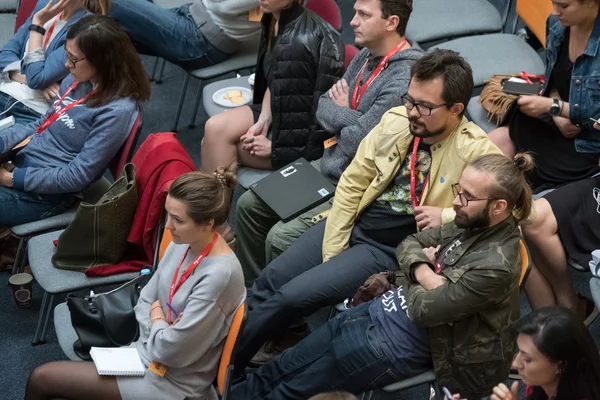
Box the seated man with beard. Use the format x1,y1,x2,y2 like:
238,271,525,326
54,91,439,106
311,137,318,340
233,49,502,369
232,153,532,399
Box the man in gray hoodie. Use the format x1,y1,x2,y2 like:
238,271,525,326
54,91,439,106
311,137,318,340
236,0,423,286
108,0,261,69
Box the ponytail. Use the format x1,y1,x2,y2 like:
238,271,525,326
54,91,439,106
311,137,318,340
469,153,535,222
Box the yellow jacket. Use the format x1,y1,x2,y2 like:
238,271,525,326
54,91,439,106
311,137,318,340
322,106,502,261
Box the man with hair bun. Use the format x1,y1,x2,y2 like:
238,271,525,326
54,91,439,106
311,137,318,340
230,103,533,400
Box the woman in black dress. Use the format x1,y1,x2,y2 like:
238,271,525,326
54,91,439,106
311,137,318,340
488,0,600,194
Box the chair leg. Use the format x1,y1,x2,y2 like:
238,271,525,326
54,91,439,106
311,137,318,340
172,73,191,132
360,391,373,400
156,59,166,84
188,79,204,129
38,294,55,344
150,57,159,82
327,305,337,320
11,236,29,276
32,291,50,345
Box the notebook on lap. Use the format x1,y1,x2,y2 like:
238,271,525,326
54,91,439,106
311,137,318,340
250,158,335,222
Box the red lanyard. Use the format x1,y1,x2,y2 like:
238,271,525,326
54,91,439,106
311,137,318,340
409,137,430,209
36,80,96,134
43,13,61,49
351,39,407,110
167,232,218,323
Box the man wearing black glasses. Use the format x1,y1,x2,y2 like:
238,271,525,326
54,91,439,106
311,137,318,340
232,153,531,399
233,49,502,371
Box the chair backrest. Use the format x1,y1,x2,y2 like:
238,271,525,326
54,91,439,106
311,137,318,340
305,0,342,32
15,0,36,32
344,44,360,71
518,239,532,288
158,228,172,262
517,0,553,47
217,302,247,397
109,109,143,179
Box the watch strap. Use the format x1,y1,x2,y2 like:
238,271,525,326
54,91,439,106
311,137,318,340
28,24,46,36
549,98,561,116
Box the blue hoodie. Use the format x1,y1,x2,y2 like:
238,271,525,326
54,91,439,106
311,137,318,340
0,74,138,194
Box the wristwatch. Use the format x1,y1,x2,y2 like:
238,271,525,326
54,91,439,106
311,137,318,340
549,98,561,117
28,24,46,36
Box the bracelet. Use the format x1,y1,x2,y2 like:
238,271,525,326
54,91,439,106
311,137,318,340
559,100,564,116
150,305,161,312
147,316,164,331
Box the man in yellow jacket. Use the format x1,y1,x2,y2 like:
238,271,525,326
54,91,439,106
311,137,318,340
234,49,502,370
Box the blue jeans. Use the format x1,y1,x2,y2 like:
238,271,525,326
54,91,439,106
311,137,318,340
231,303,406,400
0,186,76,226
109,1,228,69
0,92,42,126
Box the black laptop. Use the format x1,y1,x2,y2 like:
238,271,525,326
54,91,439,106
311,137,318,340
250,158,336,222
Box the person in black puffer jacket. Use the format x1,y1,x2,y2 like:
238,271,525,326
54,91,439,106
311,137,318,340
201,0,344,175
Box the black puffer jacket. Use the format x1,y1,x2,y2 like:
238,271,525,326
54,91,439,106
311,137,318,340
253,3,344,169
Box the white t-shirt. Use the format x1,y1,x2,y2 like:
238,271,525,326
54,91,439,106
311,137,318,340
0,16,67,115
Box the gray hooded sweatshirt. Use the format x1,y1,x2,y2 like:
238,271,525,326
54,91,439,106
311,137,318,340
317,46,424,184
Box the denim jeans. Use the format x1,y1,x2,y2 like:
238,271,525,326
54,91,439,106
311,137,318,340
234,221,399,371
231,303,407,400
0,186,76,226
109,0,228,69
0,92,42,126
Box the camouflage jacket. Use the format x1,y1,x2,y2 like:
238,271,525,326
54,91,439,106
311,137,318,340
396,217,521,399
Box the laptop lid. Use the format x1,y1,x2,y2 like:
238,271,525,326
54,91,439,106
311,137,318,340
250,158,335,222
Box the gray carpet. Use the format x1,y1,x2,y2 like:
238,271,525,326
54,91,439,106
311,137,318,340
2,1,599,399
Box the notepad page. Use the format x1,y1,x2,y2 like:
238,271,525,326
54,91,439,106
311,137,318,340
90,347,145,376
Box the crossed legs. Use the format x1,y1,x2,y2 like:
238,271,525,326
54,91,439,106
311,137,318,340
200,106,272,173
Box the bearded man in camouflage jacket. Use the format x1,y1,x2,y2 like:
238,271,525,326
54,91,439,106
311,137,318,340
231,153,533,400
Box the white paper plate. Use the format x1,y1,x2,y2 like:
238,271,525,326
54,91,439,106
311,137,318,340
212,87,253,108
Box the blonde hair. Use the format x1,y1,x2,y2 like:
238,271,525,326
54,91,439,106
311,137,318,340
469,153,534,221
168,163,238,226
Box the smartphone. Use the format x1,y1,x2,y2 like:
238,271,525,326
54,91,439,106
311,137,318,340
502,80,542,96
442,386,455,399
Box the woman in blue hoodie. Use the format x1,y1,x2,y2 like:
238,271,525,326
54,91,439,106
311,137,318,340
0,0,110,125
0,14,150,227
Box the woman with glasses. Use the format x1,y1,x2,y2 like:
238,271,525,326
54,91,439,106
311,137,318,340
0,0,110,125
487,0,600,194
0,15,150,229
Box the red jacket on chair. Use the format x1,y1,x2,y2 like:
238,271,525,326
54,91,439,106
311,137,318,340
84,133,196,277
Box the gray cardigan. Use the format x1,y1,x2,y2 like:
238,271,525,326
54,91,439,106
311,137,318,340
119,243,246,400
317,46,424,184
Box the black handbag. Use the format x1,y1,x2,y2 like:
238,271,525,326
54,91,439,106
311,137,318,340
67,273,150,360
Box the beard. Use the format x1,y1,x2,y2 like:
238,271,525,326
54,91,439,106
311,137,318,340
409,117,446,139
455,202,491,230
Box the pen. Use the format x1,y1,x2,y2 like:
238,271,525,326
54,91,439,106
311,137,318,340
166,302,178,316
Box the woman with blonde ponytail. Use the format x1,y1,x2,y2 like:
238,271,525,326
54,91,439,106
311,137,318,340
25,166,246,400
0,0,110,125
521,170,600,324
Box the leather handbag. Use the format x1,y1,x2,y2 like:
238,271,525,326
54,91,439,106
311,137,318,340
52,163,139,271
67,273,150,360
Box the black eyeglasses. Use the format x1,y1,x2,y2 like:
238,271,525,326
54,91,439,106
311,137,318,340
402,94,449,116
64,45,86,67
451,183,496,207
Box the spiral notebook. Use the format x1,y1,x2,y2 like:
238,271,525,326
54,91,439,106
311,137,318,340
90,347,145,376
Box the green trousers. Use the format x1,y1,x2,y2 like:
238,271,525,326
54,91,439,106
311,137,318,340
235,189,334,286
